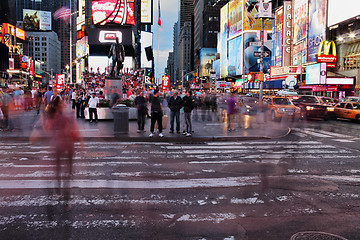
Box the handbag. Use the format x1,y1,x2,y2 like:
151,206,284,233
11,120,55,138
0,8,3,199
0,108,3,120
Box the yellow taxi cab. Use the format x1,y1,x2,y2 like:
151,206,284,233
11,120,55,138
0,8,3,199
266,97,301,121
334,102,360,122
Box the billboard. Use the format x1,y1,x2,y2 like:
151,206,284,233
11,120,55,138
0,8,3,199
243,32,272,74
243,0,272,31
328,0,360,26
228,36,242,76
162,75,170,91
283,1,293,66
293,0,308,44
220,3,229,78
228,0,243,39
92,0,135,25
76,36,89,58
23,9,51,31
308,0,327,63
200,48,217,77
141,31,153,68
305,63,327,85
141,0,153,24
293,40,307,66
275,7,283,66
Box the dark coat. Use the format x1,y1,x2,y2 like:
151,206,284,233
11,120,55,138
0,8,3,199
183,96,194,113
168,96,183,112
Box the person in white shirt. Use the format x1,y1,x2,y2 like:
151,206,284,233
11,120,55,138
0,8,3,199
87,93,99,122
71,89,76,110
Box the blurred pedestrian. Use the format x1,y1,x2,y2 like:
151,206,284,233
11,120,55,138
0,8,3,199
183,90,195,137
134,91,147,132
168,90,183,134
0,88,13,131
149,89,164,138
227,92,238,132
44,86,53,106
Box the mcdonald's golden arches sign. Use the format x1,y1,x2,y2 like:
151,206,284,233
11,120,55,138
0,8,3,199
317,40,337,68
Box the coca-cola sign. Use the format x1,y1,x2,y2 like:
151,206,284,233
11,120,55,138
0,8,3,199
92,0,135,25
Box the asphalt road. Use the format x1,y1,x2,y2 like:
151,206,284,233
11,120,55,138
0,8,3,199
0,118,360,240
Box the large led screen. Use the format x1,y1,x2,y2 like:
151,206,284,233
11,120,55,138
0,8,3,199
92,0,135,25
328,0,360,26
243,0,272,31
200,48,217,77
23,9,52,31
141,0,152,24
141,31,153,68
220,3,229,78
275,7,283,66
228,0,243,39
293,0,308,44
228,36,242,76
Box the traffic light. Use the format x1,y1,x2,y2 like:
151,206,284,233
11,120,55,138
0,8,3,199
247,72,265,82
145,68,152,77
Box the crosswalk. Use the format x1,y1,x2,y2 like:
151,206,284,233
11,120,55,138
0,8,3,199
0,141,359,238
291,127,359,142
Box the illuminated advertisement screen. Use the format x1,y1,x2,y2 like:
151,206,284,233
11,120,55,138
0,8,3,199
306,63,327,85
228,0,243,39
220,3,229,78
141,31,153,68
328,0,360,26
92,0,135,25
293,40,307,66
76,36,89,58
23,9,51,31
308,0,327,63
141,0,153,24
200,48,217,77
228,36,242,76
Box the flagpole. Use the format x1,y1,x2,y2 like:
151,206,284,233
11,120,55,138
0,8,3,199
157,25,159,86
69,0,73,85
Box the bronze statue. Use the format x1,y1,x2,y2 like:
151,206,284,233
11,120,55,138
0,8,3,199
108,37,125,77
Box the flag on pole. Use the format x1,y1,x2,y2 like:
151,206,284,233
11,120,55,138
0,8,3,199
53,4,71,22
158,0,162,27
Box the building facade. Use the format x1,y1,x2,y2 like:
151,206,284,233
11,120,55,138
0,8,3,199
25,31,61,76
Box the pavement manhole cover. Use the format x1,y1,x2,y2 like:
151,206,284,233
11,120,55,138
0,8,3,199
83,151,117,158
290,231,348,240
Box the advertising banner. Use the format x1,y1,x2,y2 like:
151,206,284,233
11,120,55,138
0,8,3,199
243,32,272,74
141,31,153,68
76,36,89,58
162,75,170,91
56,74,65,90
88,27,133,45
228,0,243,39
293,0,308,44
328,0,360,27
293,40,307,66
308,0,327,63
92,0,135,25
141,0,153,24
200,48,217,77
23,9,51,31
275,7,283,66
220,4,229,78
243,0,272,31
228,36,242,76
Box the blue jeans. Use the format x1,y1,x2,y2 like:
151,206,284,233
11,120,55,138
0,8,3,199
170,111,180,132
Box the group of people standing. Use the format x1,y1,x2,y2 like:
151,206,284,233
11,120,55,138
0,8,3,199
134,89,195,138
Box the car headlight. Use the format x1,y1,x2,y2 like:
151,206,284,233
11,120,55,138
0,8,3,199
279,108,286,112
246,105,252,109
327,107,335,112
306,106,314,111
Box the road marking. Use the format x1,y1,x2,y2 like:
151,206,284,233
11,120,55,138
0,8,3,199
292,128,332,138
0,177,260,189
292,132,307,137
304,128,354,138
332,139,355,143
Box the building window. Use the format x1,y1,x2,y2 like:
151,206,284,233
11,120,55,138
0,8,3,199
35,37,39,41
42,37,47,41
35,42,39,46
42,42,47,46
209,17,213,21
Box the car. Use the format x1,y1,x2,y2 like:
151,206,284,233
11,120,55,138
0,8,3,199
238,96,268,115
334,102,360,122
292,95,335,120
341,96,360,103
319,96,339,106
266,97,301,121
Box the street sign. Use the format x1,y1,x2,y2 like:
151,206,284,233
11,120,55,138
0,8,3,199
253,51,271,58
250,42,262,46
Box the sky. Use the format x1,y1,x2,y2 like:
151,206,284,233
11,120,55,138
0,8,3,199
152,0,179,81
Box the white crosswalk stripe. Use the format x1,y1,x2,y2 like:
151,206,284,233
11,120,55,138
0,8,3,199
292,127,356,142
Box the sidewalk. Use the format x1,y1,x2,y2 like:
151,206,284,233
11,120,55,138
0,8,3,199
0,104,290,142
